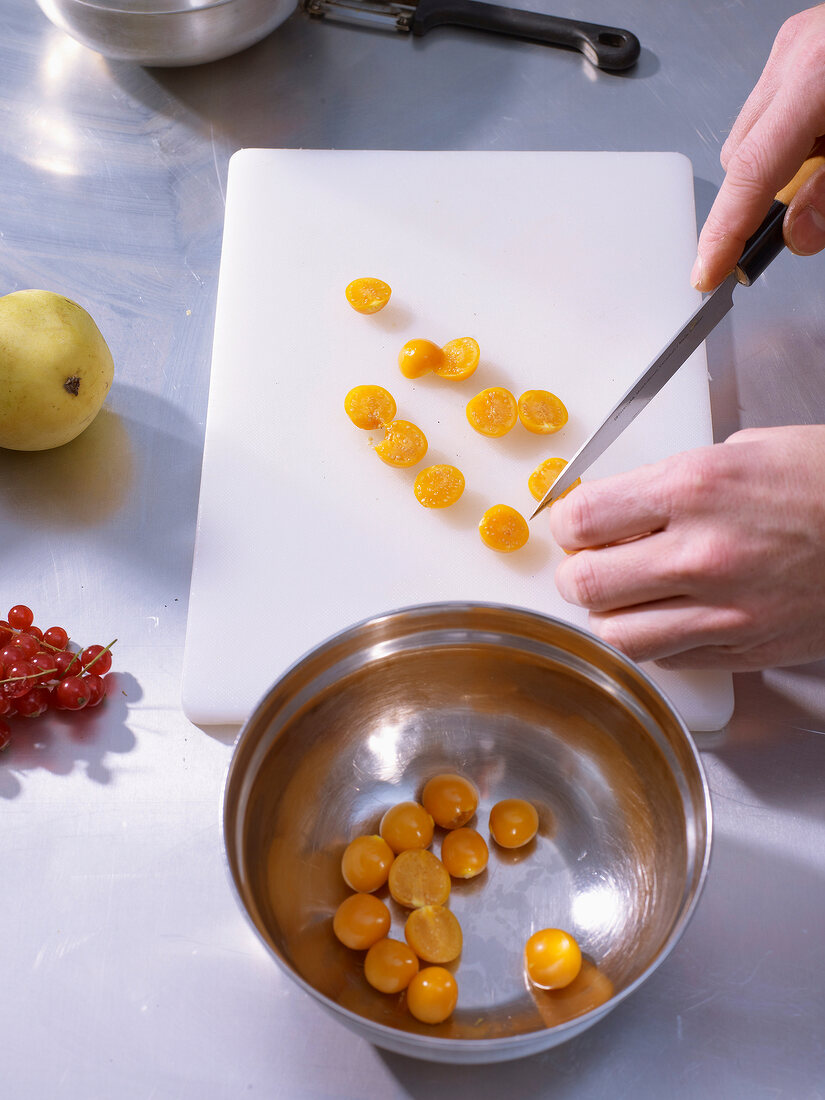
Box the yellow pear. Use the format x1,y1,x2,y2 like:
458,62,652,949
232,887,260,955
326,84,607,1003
0,289,114,451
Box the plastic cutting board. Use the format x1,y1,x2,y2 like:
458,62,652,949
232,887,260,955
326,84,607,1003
182,149,734,731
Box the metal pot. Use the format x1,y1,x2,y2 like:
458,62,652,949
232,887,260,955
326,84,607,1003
223,603,711,1063
36,0,297,67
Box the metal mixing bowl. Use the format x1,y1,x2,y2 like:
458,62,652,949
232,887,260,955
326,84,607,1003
36,0,296,67
223,603,711,1064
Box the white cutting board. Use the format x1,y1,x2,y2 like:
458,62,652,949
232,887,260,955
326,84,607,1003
182,149,734,731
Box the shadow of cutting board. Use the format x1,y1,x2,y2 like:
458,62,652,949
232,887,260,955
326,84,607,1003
182,149,734,731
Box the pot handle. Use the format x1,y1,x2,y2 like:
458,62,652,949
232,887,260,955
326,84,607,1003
411,0,640,71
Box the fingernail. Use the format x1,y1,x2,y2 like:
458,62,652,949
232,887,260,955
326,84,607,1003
690,254,705,290
788,204,825,256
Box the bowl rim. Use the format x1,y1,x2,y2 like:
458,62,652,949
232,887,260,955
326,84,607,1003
59,0,243,16
221,600,714,1054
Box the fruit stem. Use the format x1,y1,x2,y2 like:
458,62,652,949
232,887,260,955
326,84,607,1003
80,639,117,675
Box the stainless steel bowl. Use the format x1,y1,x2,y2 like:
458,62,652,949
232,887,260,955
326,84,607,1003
36,0,296,67
223,603,711,1064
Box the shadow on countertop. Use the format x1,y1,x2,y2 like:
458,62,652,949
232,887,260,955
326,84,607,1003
0,670,141,798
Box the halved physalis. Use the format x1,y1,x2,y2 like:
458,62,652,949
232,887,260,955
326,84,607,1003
433,337,480,381
405,904,463,964
489,797,538,848
421,773,478,829
518,389,568,434
466,387,517,437
406,966,458,1024
333,893,391,950
528,457,581,502
388,848,451,909
375,420,428,468
440,827,489,879
478,504,529,553
345,277,392,314
398,338,444,379
524,928,582,990
380,800,435,853
413,465,465,509
341,834,395,893
364,937,419,994
344,385,397,430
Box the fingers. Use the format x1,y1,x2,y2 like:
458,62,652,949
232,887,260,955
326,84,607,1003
554,533,688,612
693,7,825,290
785,160,825,253
586,599,756,665
548,465,669,552
693,113,816,290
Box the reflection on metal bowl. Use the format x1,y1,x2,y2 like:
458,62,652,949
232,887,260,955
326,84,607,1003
36,0,297,67
223,603,711,1064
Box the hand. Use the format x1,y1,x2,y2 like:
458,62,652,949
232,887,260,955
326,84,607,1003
549,426,825,671
693,4,825,292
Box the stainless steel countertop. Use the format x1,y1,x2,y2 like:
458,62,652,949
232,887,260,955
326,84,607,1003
2,2,824,1096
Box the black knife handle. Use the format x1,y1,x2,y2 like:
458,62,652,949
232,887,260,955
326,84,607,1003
734,155,825,285
410,0,640,71
735,200,786,286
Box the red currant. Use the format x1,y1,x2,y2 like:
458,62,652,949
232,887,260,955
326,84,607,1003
80,644,113,675
0,719,10,750
28,625,44,643
84,674,106,707
3,660,35,698
1,644,25,671
13,633,40,660
43,626,69,650
0,696,13,717
8,605,34,631
0,621,12,647
56,675,90,710
53,650,81,678
15,686,51,718
29,652,58,684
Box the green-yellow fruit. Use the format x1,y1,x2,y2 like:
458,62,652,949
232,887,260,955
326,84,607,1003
0,289,114,451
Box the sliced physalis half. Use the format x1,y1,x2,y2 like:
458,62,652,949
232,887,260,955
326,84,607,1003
375,420,428,468
345,277,392,314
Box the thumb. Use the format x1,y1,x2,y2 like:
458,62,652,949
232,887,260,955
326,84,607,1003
785,162,825,256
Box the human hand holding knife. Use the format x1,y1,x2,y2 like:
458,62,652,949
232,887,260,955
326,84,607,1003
531,155,825,520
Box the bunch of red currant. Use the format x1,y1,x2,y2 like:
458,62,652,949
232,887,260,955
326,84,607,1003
0,604,115,750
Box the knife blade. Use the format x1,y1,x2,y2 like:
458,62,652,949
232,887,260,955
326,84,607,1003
530,157,824,519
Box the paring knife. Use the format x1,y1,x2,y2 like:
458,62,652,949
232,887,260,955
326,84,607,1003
301,0,640,71
530,156,825,519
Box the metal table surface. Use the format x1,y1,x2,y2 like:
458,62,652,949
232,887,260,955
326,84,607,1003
2,1,824,1096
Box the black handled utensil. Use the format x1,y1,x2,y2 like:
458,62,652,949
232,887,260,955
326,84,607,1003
302,0,640,71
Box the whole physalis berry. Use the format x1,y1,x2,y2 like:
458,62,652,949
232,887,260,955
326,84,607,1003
398,338,444,379
380,800,434,853
345,277,391,315
332,893,391,950
489,797,539,848
524,928,582,990
341,835,394,893
364,938,419,994
421,773,479,829
440,827,489,879
406,966,458,1024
